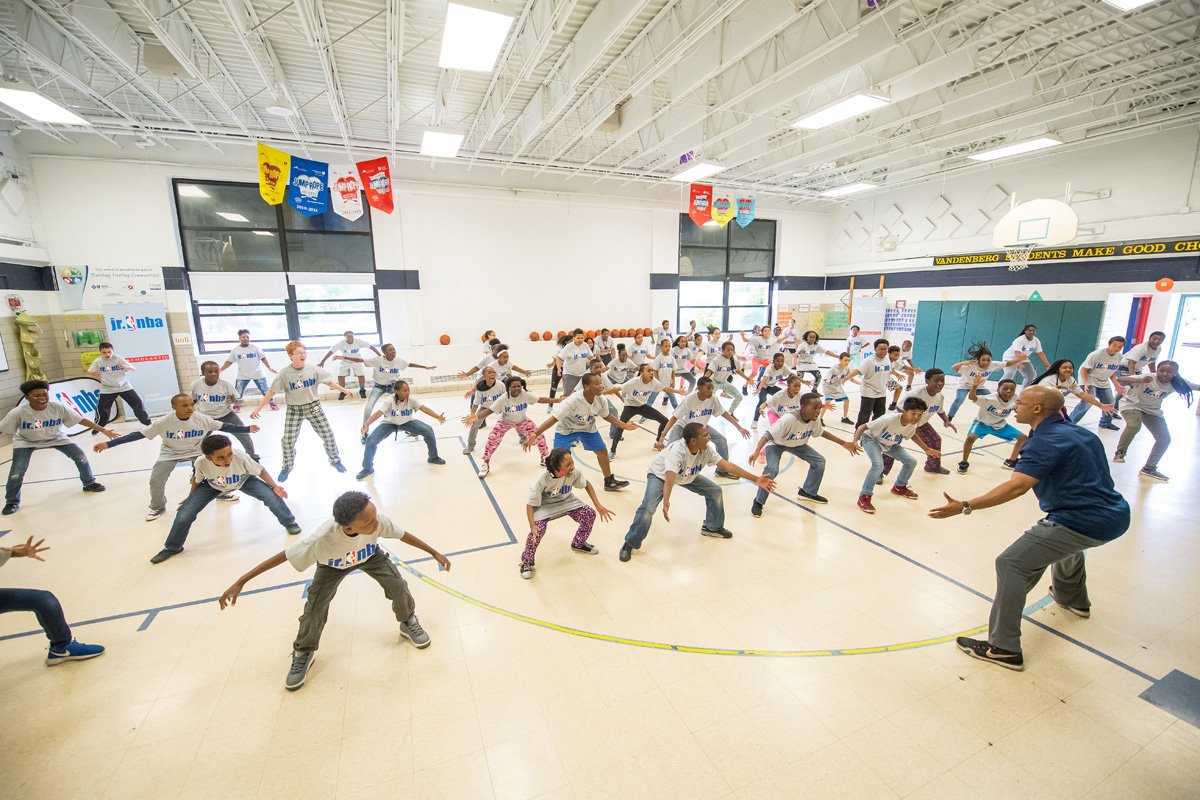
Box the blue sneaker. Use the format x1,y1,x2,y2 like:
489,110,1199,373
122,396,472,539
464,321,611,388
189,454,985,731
277,468,290,482
332,461,347,473
46,639,105,666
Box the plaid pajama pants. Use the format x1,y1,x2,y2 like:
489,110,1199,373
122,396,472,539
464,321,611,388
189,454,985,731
280,401,340,470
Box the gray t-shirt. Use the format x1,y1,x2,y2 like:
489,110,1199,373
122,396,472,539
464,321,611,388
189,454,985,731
765,389,806,417
648,439,720,485
557,342,594,377
142,411,225,460
554,392,609,434
1124,342,1159,373
1123,378,1177,417
864,413,918,446
490,390,538,424
620,377,664,408
375,394,422,425
193,450,264,492
331,338,373,361
526,469,587,521
972,394,1016,428
367,356,409,386
270,365,333,405
89,355,132,393
672,392,726,425
606,359,639,384
0,402,83,448
766,413,824,446
226,345,266,380
286,514,403,571
903,386,945,426
858,355,891,398
190,378,235,418
1080,348,1123,388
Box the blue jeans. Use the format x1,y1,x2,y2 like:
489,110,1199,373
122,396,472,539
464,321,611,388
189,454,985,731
666,424,729,460
0,587,72,650
163,476,295,553
755,386,781,420
1069,386,1114,425
6,445,96,504
756,444,824,505
363,420,437,468
646,391,679,409
861,437,914,495
235,377,270,399
624,473,723,549
947,386,990,419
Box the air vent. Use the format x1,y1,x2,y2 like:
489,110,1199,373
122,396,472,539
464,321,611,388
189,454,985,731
143,42,189,78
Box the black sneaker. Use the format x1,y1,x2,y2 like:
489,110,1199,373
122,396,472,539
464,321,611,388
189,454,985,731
1,503,17,515
888,403,897,411
359,388,367,399
924,466,950,475
571,542,599,555
957,460,970,474
285,650,314,690
797,489,828,504
714,469,736,479
955,636,1024,671
1140,466,1169,482
1098,422,1120,431
840,417,852,425
82,482,106,493
604,476,629,491
700,526,734,539
1002,458,1018,470
149,548,179,564
619,543,633,562
750,501,763,518
428,457,446,465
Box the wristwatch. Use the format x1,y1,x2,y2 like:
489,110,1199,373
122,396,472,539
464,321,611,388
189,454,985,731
961,501,973,516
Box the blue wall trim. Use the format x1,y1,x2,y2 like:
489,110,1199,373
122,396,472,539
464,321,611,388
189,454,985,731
375,269,421,290
650,274,679,290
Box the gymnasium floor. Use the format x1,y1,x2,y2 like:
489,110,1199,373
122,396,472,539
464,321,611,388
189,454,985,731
1,383,1198,800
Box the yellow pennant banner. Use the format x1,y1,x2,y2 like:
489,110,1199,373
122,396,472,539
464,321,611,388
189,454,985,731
711,192,735,227
257,143,290,205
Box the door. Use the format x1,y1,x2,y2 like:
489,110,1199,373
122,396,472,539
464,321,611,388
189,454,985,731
1170,294,1200,377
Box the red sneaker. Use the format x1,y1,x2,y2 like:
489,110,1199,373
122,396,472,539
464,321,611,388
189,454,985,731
857,494,876,514
891,485,919,500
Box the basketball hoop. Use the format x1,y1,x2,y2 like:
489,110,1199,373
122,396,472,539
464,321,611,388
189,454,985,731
1004,244,1035,272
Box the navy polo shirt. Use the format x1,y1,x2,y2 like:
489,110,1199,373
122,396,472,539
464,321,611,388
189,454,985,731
1014,414,1130,541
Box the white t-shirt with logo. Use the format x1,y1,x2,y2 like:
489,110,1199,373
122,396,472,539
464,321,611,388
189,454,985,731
749,335,776,360
89,356,133,393
490,390,538,424
226,345,267,380
190,378,236,418
471,381,505,410
824,365,852,398
708,355,739,384
766,414,823,447
1034,374,1080,399
142,411,225,460
955,361,993,390
367,356,409,386
858,355,891,398
194,450,264,492
652,353,677,384
526,469,588,522
375,394,422,426
1008,335,1043,359
557,342,594,377
606,359,639,385
672,392,726,425
270,365,333,405
1123,378,1181,417
620,377,664,408
903,387,945,426
972,394,1017,429
648,439,721,485
1124,343,1159,373
1080,349,1123,388
628,342,652,365
554,392,610,434
331,338,373,361
0,402,83,449
286,514,405,571
765,389,807,417
863,413,918,447
758,364,791,387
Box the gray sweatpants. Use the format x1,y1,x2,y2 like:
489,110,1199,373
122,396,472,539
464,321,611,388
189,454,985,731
214,411,257,458
1116,408,1171,467
294,550,416,653
988,519,1108,653
562,373,585,396
149,456,197,513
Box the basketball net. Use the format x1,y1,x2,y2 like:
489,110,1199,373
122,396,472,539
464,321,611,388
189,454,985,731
1004,244,1035,272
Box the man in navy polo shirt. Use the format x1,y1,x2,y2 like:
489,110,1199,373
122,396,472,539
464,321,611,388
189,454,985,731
928,385,1129,671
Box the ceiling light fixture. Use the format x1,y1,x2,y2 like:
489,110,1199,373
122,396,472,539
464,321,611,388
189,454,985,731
265,105,296,118
793,93,890,130
216,212,249,222
438,2,514,72
670,161,725,182
1100,0,1159,11
177,185,209,198
967,136,1062,162
420,131,465,158
252,231,275,237
820,181,878,198
0,84,90,125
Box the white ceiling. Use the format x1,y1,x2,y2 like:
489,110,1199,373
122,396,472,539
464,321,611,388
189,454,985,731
1,0,1197,204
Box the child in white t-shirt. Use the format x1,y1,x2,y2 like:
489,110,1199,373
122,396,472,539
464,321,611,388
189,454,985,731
959,377,1028,473
852,397,939,515
219,491,450,691
520,449,614,579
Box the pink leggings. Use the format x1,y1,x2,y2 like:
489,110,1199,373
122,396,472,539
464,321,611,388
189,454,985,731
482,418,548,462
522,506,596,566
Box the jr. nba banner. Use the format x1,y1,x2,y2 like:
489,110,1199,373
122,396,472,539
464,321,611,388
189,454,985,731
328,164,364,221
688,183,712,227
257,143,290,205
287,157,329,216
711,193,735,227
357,157,394,214
736,196,756,228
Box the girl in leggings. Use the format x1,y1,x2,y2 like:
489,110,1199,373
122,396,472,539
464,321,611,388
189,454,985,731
704,340,752,414
609,364,684,457
794,331,839,391
753,351,792,424
464,377,558,477
1114,360,1196,482
672,335,699,393
521,449,614,579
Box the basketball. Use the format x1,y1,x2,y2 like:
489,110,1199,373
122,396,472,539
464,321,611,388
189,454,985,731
557,330,566,339
616,328,626,337
439,334,451,345
643,327,653,336
586,329,596,339
529,331,540,341
480,333,489,342
541,331,552,341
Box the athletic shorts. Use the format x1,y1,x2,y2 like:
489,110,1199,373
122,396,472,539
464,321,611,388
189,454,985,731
825,394,848,403
338,361,366,377
554,430,606,452
968,420,1022,441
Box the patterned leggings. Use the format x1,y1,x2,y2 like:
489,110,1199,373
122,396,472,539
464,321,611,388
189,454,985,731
883,422,942,473
522,506,596,566
482,418,548,462
281,401,340,470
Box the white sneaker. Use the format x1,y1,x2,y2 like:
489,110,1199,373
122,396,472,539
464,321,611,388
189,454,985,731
477,462,490,478
145,508,164,521
217,493,240,502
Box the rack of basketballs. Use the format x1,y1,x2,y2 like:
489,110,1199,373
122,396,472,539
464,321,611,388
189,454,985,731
436,330,660,345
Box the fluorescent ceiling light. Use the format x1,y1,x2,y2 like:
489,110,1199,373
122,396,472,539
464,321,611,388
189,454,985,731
438,3,514,72
967,136,1062,162
820,181,878,198
0,86,89,125
252,231,275,236
216,212,249,222
793,93,890,130
670,161,725,182
177,185,209,198
420,131,465,158
1100,0,1158,11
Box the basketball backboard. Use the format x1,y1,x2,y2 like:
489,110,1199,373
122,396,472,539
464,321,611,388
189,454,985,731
992,198,1079,249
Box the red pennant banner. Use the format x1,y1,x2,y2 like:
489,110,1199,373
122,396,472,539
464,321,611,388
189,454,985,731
356,157,394,214
688,183,712,227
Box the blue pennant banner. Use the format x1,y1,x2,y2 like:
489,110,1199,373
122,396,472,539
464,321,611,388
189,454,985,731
286,157,329,216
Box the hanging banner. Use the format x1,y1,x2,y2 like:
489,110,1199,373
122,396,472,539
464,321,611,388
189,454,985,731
328,164,364,221
711,193,735,227
286,157,329,216
688,183,712,227
736,196,756,228
357,157,394,214
102,303,177,416
55,266,166,311
257,143,290,205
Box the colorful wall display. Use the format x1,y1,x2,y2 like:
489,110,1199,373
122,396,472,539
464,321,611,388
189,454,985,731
687,184,757,228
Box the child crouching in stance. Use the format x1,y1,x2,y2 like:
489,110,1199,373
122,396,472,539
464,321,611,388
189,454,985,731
219,491,450,690
521,448,614,579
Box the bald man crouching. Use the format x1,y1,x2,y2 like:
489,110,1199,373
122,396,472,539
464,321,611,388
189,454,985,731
929,385,1130,671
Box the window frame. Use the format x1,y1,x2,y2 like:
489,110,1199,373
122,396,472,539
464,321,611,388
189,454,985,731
678,214,776,333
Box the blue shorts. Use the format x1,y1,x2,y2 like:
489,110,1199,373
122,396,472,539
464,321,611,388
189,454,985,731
969,420,1023,442
825,394,848,403
554,430,606,452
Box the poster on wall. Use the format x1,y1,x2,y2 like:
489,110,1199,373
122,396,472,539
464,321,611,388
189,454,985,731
852,297,887,338
101,302,177,416
18,377,104,436
55,266,166,311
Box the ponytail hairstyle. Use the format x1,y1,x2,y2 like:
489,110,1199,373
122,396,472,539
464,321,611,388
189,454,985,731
392,379,410,397
544,448,571,477
1160,361,1194,407
1032,359,1074,387
966,339,992,362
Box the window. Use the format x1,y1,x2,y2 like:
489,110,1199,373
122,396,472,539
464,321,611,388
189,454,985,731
295,284,382,352
174,179,375,272
678,215,776,332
